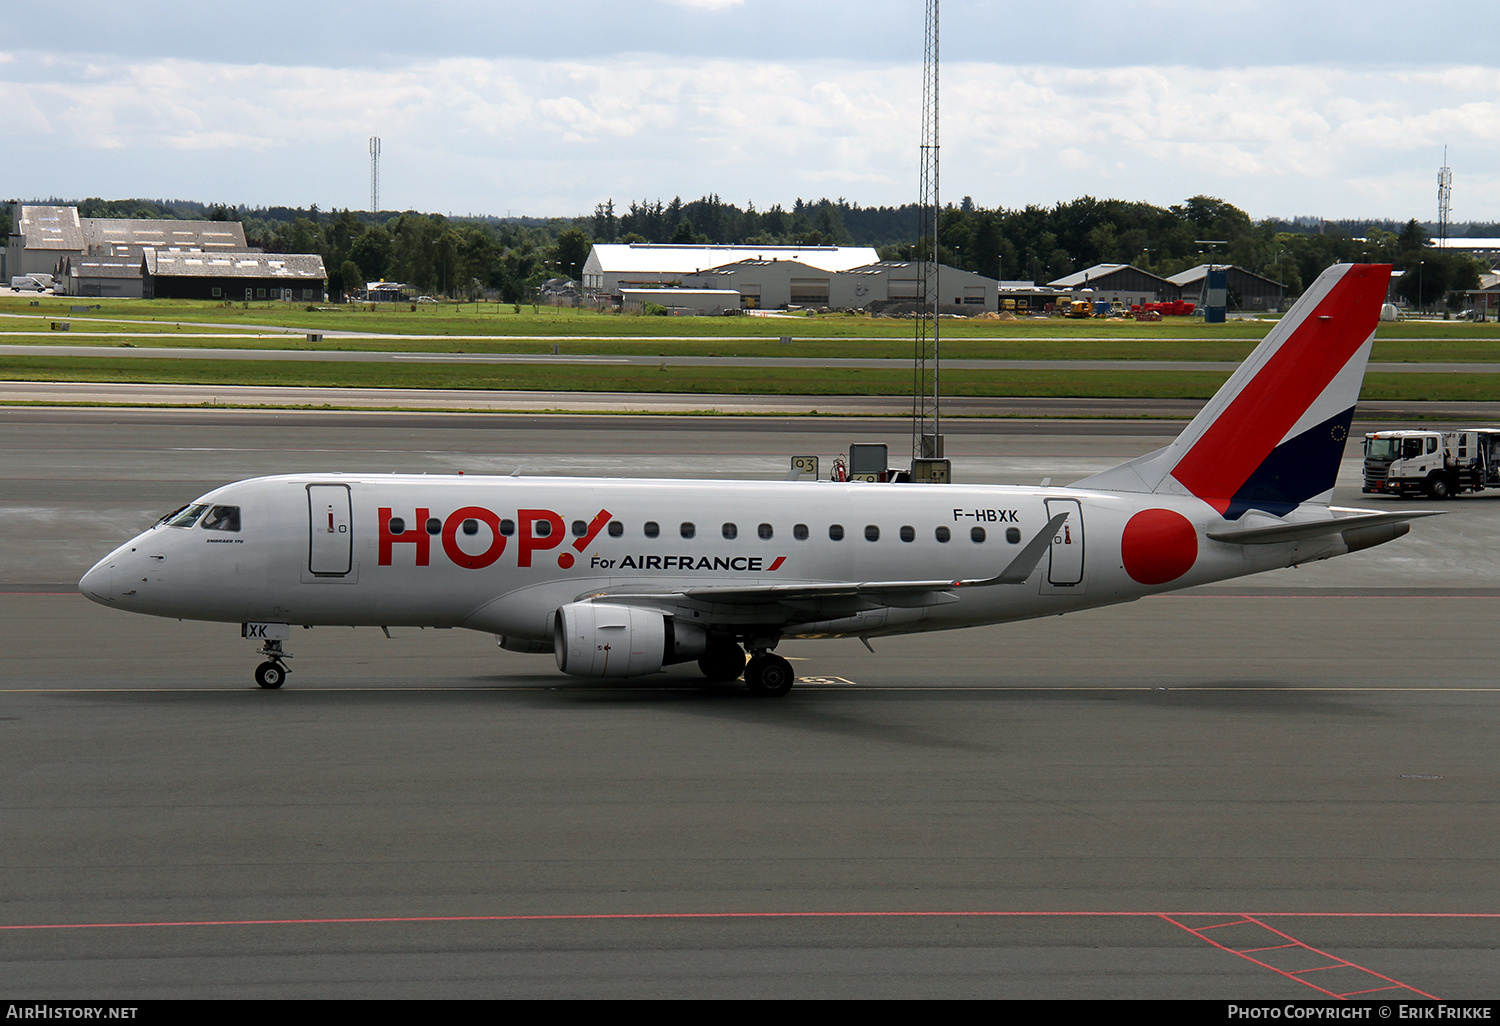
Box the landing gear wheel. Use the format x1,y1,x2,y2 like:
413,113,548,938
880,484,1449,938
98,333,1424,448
1427,475,1452,500
254,661,287,689
698,643,747,682
744,654,794,697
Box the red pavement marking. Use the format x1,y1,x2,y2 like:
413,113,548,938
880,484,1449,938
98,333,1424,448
0,907,1479,998
1159,912,1441,1000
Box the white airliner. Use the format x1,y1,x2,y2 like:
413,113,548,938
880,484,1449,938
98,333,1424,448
80,263,1431,695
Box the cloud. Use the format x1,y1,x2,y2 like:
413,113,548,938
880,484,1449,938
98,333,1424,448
6,51,1500,220
656,0,744,9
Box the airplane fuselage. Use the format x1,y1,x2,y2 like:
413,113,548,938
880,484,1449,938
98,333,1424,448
76,264,1420,694
81,472,1336,641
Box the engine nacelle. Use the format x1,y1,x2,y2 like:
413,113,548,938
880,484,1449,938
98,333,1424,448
552,602,706,678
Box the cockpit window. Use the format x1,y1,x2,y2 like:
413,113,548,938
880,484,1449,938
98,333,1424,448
162,503,209,528
201,505,241,532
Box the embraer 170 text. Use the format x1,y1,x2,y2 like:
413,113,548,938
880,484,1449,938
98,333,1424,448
81,264,1432,696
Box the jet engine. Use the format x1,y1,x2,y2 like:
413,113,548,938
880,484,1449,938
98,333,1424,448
552,602,706,678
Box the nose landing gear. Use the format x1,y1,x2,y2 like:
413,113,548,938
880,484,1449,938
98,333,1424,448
253,639,290,689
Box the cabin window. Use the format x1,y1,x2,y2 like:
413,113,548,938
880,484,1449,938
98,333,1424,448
607,521,624,538
829,524,845,541
201,506,240,532
535,520,552,537
388,516,406,535
722,522,737,540
425,517,441,535
793,523,808,540
864,525,880,542
971,526,986,543
680,522,696,539
935,526,950,543
462,519,480,536
644,521,660,538
899,525,915,542
572,520,588,537
499,519,515,536
1006,527,1021,544
758,523,773,540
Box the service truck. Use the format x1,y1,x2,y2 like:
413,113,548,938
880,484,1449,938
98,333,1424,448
1362,428,1500,499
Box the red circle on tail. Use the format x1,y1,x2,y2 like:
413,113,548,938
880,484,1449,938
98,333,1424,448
1121,509,1197,585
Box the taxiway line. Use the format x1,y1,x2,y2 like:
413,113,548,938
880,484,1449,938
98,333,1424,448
3,909,1496,932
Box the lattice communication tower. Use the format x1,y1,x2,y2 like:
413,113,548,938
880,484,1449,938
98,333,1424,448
911,0,941,462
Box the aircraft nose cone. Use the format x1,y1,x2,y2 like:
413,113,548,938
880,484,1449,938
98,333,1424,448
79,560,113,604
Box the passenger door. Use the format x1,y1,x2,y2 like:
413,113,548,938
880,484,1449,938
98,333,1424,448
307,484,352,575
1043,498,1084,589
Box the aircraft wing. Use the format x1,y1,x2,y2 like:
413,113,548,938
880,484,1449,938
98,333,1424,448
582,513,1070,610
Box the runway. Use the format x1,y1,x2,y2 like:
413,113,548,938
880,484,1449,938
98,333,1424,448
5,342,1500,375
3,408,1498,998
7,381,1500,422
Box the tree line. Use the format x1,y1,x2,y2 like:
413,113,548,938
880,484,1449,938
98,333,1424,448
5,194,1488,306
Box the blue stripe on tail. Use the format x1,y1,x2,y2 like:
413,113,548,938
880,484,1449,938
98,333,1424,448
1223,407,1355,520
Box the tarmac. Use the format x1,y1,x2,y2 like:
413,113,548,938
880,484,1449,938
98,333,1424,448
2,407,1497,998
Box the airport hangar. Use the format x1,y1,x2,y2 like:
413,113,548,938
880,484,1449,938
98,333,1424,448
583,243,1288,316
1046,262,1288,313
583,242,1005,313
6,202,328,301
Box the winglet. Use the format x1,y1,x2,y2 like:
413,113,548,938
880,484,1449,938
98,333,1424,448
954,512,1069,587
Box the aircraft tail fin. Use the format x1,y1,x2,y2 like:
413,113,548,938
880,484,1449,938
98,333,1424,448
1073,262,1391,519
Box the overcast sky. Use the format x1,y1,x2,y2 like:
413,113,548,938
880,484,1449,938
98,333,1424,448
5,1,1498,222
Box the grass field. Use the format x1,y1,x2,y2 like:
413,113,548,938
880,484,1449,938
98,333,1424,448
5,295,1498,406
8,335,1500,363
2,354,1495,402
7,294,1500,343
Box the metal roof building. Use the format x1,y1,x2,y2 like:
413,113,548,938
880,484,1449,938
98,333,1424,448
57,255,146,298
5,204,85,277
1048,263,1179,307
143,252,327,301
583,243,880,297
6,201,254,280
680,258,998,312
83,218,247,257
1168,264,1286,312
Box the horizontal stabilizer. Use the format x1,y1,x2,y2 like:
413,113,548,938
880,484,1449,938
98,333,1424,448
1205,509,1442,545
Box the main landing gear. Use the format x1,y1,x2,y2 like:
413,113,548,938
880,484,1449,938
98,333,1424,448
744,652,795,697
697,639,795,696
254,639,290,690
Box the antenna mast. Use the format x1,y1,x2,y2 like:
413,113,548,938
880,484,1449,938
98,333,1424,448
1438,146,1452,247
911,0,942,464
370,136,381,216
